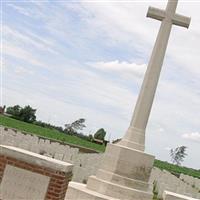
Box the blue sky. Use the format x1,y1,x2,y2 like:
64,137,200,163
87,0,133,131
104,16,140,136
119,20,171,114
2,0,200,169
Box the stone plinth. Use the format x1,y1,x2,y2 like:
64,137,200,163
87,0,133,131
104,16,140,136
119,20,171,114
0,145,73,200
66,143,154,200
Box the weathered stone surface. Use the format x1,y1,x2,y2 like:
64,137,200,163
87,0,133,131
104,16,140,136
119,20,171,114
0,165,50,200
0,145,73,200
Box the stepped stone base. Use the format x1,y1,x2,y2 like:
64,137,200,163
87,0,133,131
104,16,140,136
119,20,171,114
86,175,153,200
65,143,155,200
65,182,119,200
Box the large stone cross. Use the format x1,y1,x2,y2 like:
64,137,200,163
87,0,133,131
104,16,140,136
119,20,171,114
65,1,191,199
147,0,190,28
119,0,191,151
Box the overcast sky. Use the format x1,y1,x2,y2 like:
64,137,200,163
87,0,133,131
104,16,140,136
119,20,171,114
2,0,200,169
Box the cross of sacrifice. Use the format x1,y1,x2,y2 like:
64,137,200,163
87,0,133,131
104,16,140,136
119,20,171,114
120,0,191,151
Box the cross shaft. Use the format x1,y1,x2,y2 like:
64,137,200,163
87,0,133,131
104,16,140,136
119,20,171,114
119,0,191,152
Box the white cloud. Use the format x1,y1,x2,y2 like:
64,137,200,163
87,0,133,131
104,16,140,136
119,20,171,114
4,44,46,68
182,132,200,142
14,66,34,75
81,1,159,45
4,25,58,55
7,3,32,17
88,60,146,78
80,1,200,77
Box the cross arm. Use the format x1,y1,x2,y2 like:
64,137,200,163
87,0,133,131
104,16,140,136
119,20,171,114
147,6,191,29
172,13,191,28
146,7,165,21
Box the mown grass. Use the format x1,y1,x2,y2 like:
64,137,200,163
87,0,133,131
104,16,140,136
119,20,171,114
0,115,105,152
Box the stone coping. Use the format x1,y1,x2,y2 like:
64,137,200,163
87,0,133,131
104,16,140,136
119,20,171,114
0,145,73,172
163,191,199,200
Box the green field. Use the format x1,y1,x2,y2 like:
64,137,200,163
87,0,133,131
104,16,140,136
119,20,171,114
154,159,200,179
0,115,105,152
0,115,199,179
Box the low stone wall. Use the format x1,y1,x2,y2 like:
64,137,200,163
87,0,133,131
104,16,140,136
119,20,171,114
0,145,73,200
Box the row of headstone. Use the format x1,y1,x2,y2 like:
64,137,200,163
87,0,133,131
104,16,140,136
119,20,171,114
150,167,200,199
1,126,199,199
0,126,79,161
0,126,102,182
180,174,200,191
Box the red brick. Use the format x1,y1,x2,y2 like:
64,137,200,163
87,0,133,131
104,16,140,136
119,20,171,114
53,179,66,185
49,183,62,189
44,172,51,177
49,178,57,183
0,158,6,162
52,174,65,179
47,192,60,198
53,188,62,194
32,168,45,174
0,165,5,170
7,161,15,165
7,157,17,162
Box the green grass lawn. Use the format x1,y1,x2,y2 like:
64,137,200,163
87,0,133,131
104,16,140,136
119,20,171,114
0,115,199,179
0,115,105,152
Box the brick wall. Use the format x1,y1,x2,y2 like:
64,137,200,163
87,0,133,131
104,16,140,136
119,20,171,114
0,146,73,200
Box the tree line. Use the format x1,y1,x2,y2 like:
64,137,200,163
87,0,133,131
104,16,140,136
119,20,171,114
5,105,107,144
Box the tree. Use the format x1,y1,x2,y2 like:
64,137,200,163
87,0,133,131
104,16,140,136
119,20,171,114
64,118,86,134
94,128,106,141
6,105,36,123
18,105,36,123
170,146,187,166
6,105,21,116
